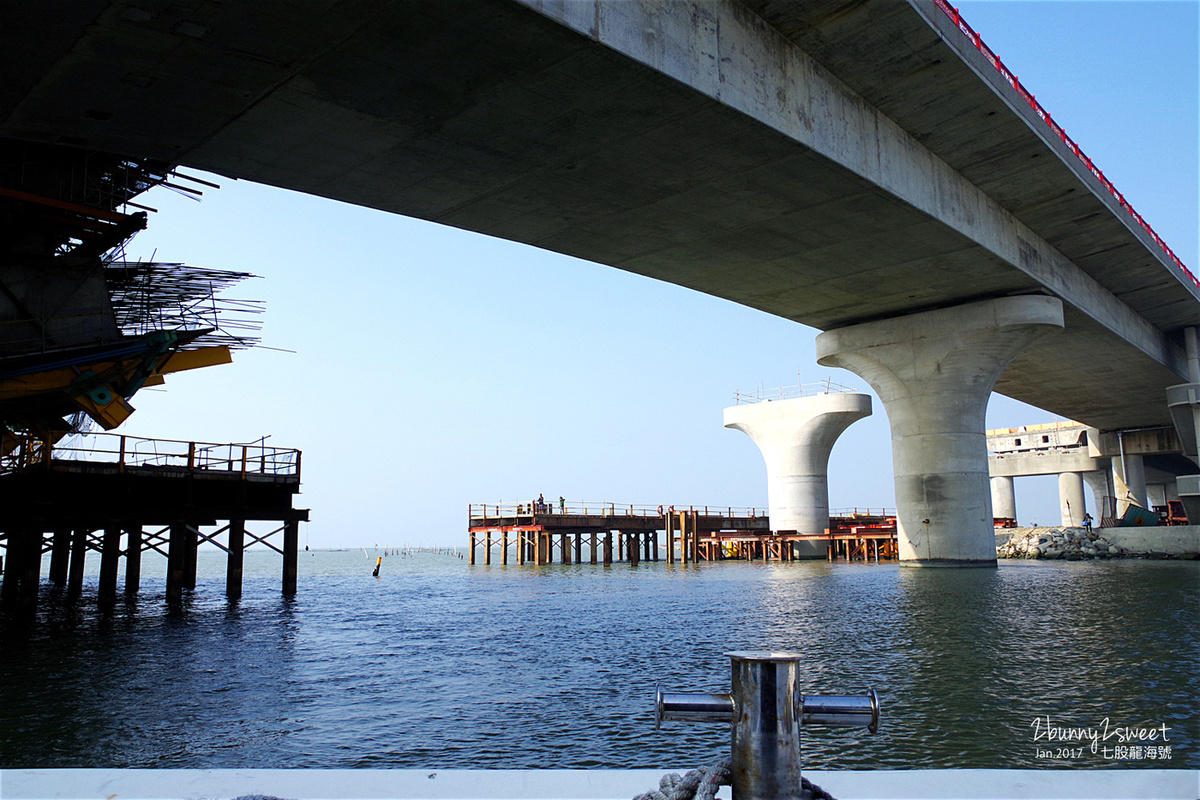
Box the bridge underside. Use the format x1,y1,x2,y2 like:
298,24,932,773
2,0,1195,431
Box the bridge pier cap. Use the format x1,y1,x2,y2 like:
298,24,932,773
723,391,872,539
816,295,1064,566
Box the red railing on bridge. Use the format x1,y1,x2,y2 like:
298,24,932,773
830,507,896,519
469,501,764,518
468,503,894,520
932,0,1193,286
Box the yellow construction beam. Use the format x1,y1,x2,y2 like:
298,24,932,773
153,346,233,375
0,346,232,400
0,363,123,399
73,386,135,430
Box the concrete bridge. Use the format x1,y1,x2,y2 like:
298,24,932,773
987,420,1196,527
3,0,1197,565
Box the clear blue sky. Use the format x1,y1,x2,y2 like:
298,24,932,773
121,1,1199,548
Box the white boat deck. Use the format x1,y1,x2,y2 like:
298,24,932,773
2,769,1196,800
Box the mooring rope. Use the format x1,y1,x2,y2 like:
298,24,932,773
632,758,731,800
230,764,835,800
632,758,836,800
801,777,837,800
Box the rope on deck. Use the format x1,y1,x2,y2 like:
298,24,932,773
631,758,836,800
632,758,730,800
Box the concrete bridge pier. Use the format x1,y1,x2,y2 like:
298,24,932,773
990,476,1017,521
1166,328,1200,522
724,393,872,556
1058,472,1086,527
1083,469,1114,521
1112,452,1148,515
817,296,1064,566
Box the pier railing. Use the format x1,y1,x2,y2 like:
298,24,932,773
468,503,893,520
470,502,764,518
829,507,896,519
733,379,858,405
0,431,301,479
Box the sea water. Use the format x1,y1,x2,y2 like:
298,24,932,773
1,549,1196,770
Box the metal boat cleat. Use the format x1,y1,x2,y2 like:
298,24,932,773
655,651,879,800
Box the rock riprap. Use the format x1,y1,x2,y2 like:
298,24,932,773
997,527,1125,560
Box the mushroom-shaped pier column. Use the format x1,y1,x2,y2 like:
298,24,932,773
816,296,1064,566
724,391,871,556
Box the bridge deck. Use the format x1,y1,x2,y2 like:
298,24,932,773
1,1,1193,431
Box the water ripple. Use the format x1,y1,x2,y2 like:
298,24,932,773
1,552,1195,770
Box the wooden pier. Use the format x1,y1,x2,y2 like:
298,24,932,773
0,431,308,617
467,503,897,565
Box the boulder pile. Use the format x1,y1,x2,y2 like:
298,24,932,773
997,527,1126,560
